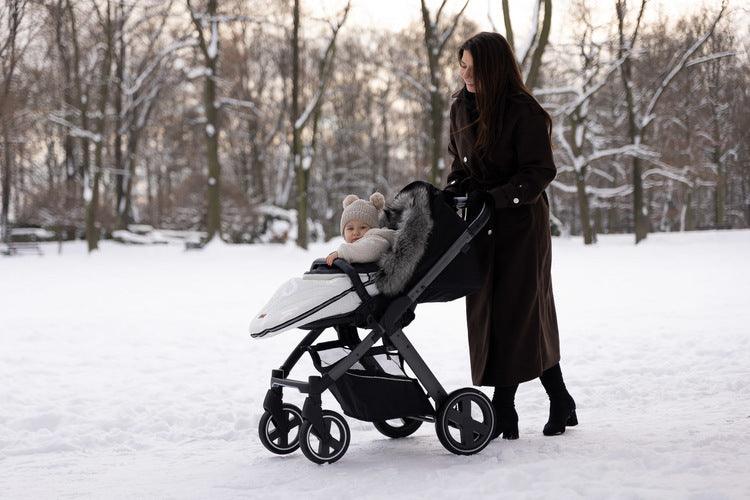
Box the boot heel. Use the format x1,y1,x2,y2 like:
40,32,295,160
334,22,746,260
566,410,578,427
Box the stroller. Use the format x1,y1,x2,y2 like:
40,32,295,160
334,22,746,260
252,181,494,464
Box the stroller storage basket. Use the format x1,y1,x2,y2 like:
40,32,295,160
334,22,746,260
308,342,434,422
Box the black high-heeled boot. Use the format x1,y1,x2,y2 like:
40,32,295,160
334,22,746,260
491,384,519,440
539,363,578,436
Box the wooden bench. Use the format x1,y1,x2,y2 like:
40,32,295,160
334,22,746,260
2,240,43,256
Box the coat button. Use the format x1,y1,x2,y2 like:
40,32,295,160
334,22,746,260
463,156,468,163
488,229,493,236
513,197,520,204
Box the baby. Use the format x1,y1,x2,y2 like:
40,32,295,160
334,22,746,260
326,192,396,266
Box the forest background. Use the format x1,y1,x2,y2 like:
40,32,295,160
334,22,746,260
0,0,747,251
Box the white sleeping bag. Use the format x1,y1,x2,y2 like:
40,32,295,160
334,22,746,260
250,272,379,338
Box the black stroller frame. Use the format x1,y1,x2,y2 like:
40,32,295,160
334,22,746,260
259,194,495,464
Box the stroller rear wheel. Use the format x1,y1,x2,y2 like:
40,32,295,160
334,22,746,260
299,409,351,464
435,388,495,455
258,403,303,455
373,418,423,438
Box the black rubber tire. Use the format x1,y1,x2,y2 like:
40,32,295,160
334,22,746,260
299,410,351,464
372,418,423,438
435,388,495,455
258,403,303,455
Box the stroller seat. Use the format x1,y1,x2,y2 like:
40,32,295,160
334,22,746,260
250,181,483,339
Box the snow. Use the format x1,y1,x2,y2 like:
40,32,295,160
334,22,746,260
1,231,749,498
207,20,219,60
186,66,211,79
111,229,169,245
9,228,55,240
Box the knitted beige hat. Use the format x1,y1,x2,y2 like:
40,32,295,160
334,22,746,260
340,192,386,236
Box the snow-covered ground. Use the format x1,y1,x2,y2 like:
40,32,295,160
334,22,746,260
1,230,749,499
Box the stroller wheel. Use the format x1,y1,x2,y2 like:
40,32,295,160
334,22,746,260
258,403,303,455
435,388,495,455
373,418,423,438
299,410,350,464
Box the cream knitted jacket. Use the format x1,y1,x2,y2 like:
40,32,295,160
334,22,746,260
336,228,397,264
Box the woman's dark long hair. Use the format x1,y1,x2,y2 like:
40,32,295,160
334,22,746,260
455,32,551,150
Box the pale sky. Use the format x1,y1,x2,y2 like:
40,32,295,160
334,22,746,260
308,0,746,47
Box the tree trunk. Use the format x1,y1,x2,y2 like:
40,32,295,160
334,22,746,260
85,0,114,252
291,0,306,248
714,159,726,228
204,69,221,240
524,0,552,90
616,0,649,244
1,126,12,243
114,0,126,229
428,88,444,185
575,170,595,244
632,155,648,241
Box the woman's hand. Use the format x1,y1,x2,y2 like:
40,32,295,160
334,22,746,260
326,251,339,267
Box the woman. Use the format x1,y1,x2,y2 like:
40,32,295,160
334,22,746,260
445,32,577,440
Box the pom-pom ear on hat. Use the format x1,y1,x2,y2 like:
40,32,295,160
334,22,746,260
343,194,359,209
370,192,385,210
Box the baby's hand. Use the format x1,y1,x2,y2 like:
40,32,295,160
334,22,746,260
326,252,339,267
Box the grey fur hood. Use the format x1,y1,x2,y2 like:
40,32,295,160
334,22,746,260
376,184,433,296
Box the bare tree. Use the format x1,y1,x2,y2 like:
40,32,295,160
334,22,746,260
0,0,29,243
616,0,727,243
84,0,114,252
419,0,469,185
291,0,350,249
116,1,189,229
187,0,223,242
489,0,552,90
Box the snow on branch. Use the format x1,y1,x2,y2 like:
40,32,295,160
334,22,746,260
641,158,694,187
554,124,577,166
295,87,323,130
641,2,727,130
587,184,633,198
390,67,431,102
561,56,626,116
185,66,212,80
294,2,350,132
685,50,736,67
124,38,198,96
207,18,219,59
535,86,578,96
48,114,102,143
218,97,259,114
553,180,633,199
585,143,658,164
550,180,577,193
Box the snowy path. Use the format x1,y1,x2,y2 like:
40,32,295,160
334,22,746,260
1,231,749,499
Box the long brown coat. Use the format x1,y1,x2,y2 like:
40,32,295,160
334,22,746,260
446,88,560,387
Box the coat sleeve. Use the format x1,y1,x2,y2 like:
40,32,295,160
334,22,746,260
337,234,390,264
445,104,469,193
488,105,556,208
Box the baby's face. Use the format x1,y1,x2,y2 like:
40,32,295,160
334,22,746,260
344,220,371,243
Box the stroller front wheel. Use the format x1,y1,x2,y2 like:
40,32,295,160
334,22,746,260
258,403,303,455
435,388,495,455
373,418,423,438
299,409,351,464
